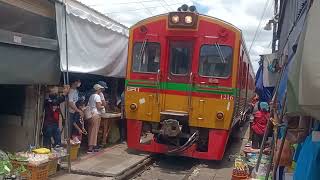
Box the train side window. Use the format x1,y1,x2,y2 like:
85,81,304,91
198,45,233,78
132,42,161,73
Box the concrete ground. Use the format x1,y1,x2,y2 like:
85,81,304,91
52,174,112,180
58,143,149,178
53,123,250,180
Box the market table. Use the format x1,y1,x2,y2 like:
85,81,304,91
99,113,121,145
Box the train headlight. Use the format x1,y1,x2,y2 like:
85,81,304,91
185,15,193,24
130,103,138,111
171,15,180,24
216,111,224,120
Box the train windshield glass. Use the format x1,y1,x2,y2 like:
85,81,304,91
170,41,192,75
199,45,233,77
132,42,160,73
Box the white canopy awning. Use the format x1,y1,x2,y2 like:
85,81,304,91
55,0,129,78
287,0,320,119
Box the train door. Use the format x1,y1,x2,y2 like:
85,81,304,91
126,40,162,122
162,41,193,114
190,43,235,129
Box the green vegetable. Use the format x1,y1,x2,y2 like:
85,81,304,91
0,159,13,176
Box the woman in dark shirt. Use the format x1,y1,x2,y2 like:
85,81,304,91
43,86,69,148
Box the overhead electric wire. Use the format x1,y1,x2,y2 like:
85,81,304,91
87,0,158,7
161,0,174,11
140,2,153,15
103,1,186,14
248,0,271,54
86,0,192,14
253,0,274,46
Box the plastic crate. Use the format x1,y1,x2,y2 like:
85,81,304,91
48,158,58,176
12,161,49,180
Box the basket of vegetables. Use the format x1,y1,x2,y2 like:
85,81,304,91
9,152,49,180
0,151,28,180
231,156,249,180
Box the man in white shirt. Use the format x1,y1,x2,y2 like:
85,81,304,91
68,79,83,127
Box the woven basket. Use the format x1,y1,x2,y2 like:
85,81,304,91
48,158,58,176
12,161,49,180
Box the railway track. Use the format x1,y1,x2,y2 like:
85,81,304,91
115,122,250,180
127,155,201,180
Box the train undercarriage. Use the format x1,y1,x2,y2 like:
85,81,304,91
127,116,230,160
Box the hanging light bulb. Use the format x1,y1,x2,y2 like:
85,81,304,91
264,20,272,31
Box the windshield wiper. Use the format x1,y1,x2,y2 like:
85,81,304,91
215,43,226,63
138,38,148,70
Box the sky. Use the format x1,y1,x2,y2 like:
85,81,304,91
78,0,274,72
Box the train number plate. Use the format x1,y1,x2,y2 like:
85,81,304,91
127,87,140,92
220,94,234,100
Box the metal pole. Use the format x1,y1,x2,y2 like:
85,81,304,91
272,0,279,53
35,85,41,147
63,0,71,173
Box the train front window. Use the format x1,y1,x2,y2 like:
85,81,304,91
132,42,160,73
199,45,233,78
170,42,192,75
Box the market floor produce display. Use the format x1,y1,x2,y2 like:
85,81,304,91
0,118,251,180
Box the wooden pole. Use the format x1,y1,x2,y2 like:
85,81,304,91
272,123,288,179
269,91,287,179
265,131,275,180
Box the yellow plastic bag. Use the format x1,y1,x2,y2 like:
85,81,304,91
32,148,51,154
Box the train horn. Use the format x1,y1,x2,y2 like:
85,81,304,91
189,5,197,12
177,4,197,13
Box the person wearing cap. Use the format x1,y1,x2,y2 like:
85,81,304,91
87,84,105,153
68,79,83,125
251,102,270,149
97,81,108,108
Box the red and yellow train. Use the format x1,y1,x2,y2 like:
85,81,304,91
125,5,255,160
